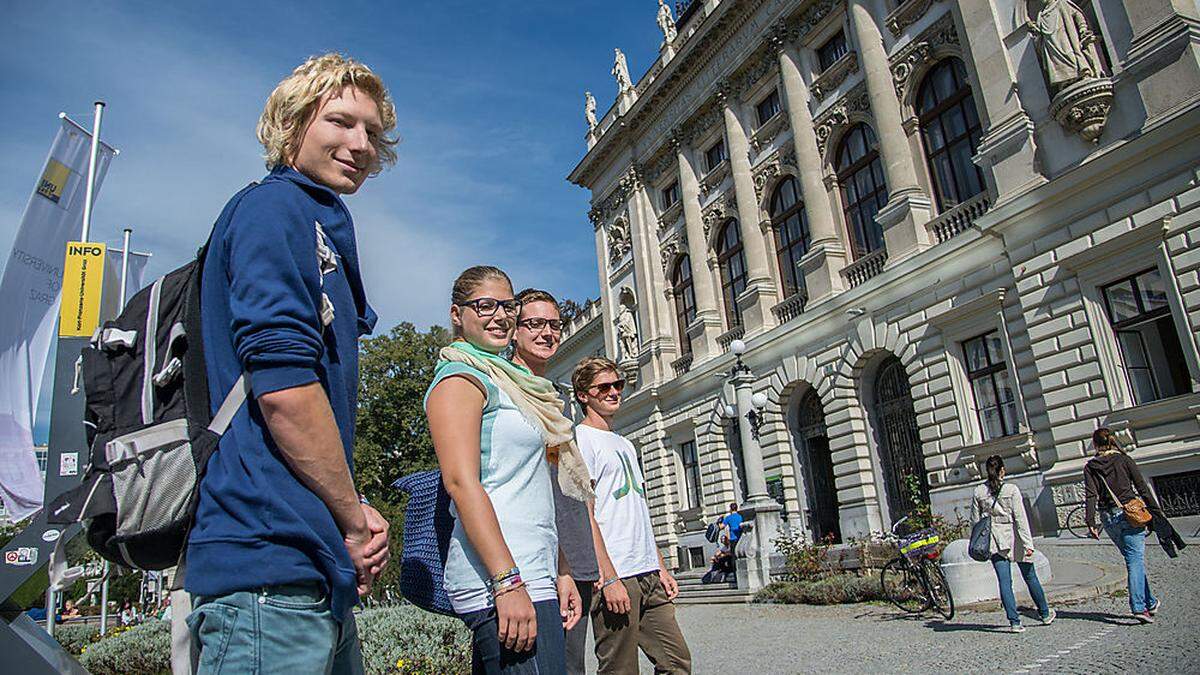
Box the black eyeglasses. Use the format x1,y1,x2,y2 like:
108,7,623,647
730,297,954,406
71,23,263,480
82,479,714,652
518,318,564,333
587,379,626,396
458,297,521,317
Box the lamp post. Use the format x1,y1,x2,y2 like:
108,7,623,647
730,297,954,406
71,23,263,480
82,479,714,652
720,339,782,592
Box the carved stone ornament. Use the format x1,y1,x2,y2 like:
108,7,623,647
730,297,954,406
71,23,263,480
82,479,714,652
890,12,960,102
813,81,871,157
885,0,936,37
752,148,798,203
657,0,678,45
585,91,598,131
701,191,736,239
811,51,859,101
750,112,789,154
643,150,676,187
589,164,644,229
607,217,632,265
1049,76,1114,142
793,0,843,43
660,231,688,275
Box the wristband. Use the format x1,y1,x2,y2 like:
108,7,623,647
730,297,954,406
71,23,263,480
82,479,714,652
601,576,621,590
492,580,526,599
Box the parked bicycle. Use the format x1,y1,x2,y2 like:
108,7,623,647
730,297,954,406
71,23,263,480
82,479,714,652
879,515,955,620
1062,502,1089,538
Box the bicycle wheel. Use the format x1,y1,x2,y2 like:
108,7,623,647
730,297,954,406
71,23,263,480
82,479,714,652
922,558,955,621
881,557,928,613
1065,505,1089,539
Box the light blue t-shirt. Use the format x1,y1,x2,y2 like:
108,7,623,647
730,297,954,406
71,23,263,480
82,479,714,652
424,359,558,614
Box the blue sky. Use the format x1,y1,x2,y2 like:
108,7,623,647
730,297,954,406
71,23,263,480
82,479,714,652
0,0,670,439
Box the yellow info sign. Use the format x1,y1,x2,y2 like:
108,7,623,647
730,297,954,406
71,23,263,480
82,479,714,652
59,242,106,337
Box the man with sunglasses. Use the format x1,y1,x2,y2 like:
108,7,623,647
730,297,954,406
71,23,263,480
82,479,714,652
572,357,691,674
510,288,598,675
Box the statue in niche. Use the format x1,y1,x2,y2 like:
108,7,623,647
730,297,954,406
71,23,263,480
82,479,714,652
657,0,678,45
1026,0,1107,95
612,48,633,94
607,218,631,263
585,91,598,131
615,304,639,360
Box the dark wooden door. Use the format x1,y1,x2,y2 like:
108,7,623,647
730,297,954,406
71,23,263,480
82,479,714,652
873,357,929,522
796,389,841,543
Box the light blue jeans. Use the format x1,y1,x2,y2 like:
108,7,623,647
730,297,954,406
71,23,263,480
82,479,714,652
1102,508,1158,614
187,584,363,674
990,554,1049,626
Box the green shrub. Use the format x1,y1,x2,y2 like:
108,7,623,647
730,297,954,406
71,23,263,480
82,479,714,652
358,606,471,675
53,623,100,655
755,573,884,605
78,620,170,674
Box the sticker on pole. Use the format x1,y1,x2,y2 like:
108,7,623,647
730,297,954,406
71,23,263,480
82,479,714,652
4,547,38,566
59,452,78,477
59,241,106,337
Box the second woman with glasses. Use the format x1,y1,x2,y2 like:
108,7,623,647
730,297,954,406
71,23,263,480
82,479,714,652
425,266,593,674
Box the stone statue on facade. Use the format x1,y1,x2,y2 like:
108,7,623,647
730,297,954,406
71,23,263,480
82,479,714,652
657,0,678,45
612,48,633,94
585,91,598,131
1026,0,1113,142
615,304,639,360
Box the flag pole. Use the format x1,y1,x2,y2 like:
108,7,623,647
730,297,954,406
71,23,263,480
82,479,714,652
99,562,110,634
79,101,106,243
119,228,132,307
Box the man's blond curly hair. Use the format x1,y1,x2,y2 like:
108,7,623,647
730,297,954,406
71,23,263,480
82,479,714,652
257,53,398,174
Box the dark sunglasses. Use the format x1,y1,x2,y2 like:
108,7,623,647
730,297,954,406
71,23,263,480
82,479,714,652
458,297,521,317
518,318,564,333
587,379,626,396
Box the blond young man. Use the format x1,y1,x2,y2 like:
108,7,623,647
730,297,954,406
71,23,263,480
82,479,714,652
573,357,692,674
185,54,396,673
510,289,599,675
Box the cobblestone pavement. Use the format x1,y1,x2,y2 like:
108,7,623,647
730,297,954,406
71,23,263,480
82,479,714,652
589,531,1198,674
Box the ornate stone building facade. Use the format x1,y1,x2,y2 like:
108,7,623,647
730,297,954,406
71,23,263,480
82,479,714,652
559,0,1200,571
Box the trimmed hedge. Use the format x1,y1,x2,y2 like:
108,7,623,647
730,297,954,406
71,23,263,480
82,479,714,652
754,573,885,605
53,623,101,655
61,606,471,674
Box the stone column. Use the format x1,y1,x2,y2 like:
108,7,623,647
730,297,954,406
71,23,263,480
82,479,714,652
720,86,778,333
731,365,781,593
675,137,724,358
773,32,847,305
590,219,618,360
954,0,1044,201
625,178,676,386
847,0,933,261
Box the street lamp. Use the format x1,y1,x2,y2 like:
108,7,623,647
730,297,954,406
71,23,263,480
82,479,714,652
747,391,768,440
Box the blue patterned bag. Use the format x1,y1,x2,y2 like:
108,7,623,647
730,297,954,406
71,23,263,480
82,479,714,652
392,470,456,616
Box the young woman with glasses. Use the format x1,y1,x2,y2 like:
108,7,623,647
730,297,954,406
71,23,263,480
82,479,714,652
425,267,591,674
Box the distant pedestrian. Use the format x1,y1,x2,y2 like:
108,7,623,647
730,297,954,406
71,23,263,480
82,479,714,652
971,455,1053,633
722,503,744,556
1085,428,1162,623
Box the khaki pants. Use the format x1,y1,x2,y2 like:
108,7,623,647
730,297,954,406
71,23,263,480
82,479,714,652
591,571,691,674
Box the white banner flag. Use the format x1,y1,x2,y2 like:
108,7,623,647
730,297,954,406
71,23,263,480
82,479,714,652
0,116,116,521
99,247,152,320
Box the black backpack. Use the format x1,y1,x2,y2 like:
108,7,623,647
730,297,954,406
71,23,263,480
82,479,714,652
47,184,257,570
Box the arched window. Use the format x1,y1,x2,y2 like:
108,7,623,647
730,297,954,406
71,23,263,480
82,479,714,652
671,255,697,355
917,59,984,210
836,124,888,259
770,176,811,298
716,220,747,327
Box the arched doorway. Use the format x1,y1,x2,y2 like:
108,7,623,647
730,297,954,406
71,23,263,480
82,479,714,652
872,357,929,521
794,388,841,543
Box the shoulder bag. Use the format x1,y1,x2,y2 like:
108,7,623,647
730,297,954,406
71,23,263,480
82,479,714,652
1098,472,1152,528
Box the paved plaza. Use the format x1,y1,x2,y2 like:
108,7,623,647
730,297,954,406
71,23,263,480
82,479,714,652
587,528,1199,674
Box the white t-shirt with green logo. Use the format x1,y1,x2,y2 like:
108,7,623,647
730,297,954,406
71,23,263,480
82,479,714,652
576,424,660,579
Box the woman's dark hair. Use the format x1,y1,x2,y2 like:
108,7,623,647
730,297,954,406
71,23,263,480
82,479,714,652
985,454,1005,496
1092,427,1123,455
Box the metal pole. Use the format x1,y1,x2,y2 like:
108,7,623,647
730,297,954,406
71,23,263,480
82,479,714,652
99,562,109,634
44,587,55,636
79,101,105,243
119,228,132,307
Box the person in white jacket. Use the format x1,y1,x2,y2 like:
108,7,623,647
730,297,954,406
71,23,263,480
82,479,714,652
971,455,1055,633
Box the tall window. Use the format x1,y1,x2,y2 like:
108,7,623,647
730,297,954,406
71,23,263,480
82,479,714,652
672,256,697,355
661,181,680,210
756,89,781,128
836,124,888,258
817,31,848,71
1102,269,1192,405
918,59,984,211
963,332,1019,441
770,176,811,297
716,220,747,327
704,139,728,173
680,440,702,509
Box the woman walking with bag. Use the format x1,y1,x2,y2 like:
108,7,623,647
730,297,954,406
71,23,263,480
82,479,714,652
971,455,1054,633
425,266,594,673
1085,428,1161,623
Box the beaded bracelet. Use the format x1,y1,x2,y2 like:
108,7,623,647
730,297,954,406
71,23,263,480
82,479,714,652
492,580,526,599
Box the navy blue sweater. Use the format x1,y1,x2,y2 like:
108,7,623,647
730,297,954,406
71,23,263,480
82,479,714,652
187,166,377,622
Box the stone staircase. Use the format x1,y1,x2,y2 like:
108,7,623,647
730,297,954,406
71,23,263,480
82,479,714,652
673,569,755,605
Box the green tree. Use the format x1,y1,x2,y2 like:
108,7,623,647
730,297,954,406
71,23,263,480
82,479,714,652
353,322,451,600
